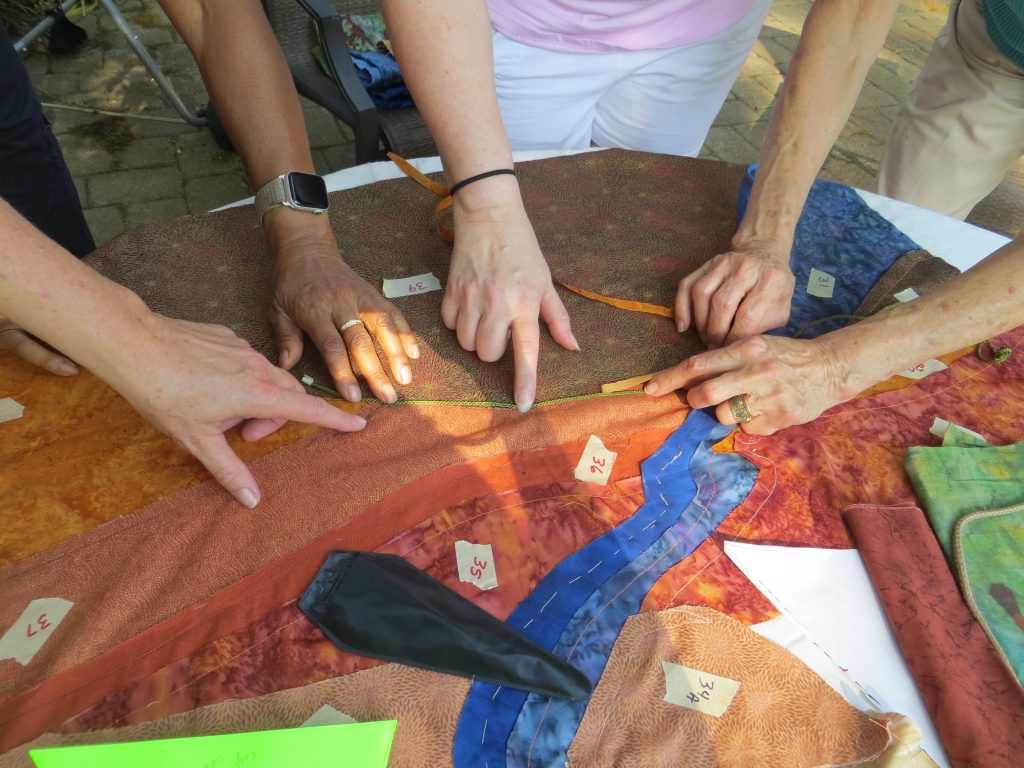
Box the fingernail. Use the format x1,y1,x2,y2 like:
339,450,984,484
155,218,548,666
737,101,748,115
397,364,412,385
571,337,581,352
350,415,367,429
517,389,535,413
409,343,420,359
644,381,659,395
56,361,78,375
238,488,259,509
384,384,398,404
344,384,361,402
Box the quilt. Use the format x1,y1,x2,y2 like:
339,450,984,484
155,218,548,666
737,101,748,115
0,151,1013,766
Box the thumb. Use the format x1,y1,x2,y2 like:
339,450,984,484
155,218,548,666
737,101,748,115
189,432,262,508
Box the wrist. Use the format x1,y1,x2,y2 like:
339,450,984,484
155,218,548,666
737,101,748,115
450,173,524,219
262,207,338,263
813,331,868,402
728,229,793,268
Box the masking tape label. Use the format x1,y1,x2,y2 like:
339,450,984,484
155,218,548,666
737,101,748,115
455,541,498,591
382,272,442,298
574,435,617,486
807,268,836,298
663,661,740,717
893,287,919,303
301,704,356,727
0,598,73,665
899,359,947,380
0,398,24,424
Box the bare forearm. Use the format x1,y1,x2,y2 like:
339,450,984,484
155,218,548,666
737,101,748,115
158,0,335,253
382,0,522,212
737,0,900,253
0,200,153,381
159,0,313,185
823,238,1024,396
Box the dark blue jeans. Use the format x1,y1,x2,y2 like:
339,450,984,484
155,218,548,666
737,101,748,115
1,33,94,257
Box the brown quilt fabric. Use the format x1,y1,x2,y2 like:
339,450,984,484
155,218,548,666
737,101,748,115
84,151,743,404
854,249,961,317
844,504,1024,768
569,606,896,768
0,664,469,768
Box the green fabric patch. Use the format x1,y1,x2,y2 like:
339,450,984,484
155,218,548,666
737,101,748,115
906,429,1024,687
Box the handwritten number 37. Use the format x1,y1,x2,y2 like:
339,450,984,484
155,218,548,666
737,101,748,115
26,613,51,637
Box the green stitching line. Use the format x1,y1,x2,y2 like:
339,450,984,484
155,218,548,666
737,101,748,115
300,376,645,408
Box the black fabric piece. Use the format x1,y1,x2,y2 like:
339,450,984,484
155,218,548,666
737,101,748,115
1,33,95,257
299,550,593,700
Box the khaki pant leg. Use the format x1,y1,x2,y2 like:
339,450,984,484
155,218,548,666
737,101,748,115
877,0,1024,218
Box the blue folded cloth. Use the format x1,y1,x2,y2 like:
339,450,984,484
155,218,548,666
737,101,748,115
350,50,414,110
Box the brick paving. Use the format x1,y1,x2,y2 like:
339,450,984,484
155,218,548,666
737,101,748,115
16,0,977,247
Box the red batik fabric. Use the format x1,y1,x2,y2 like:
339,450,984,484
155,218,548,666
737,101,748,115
845,503,1024,768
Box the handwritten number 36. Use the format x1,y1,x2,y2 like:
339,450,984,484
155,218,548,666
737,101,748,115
590,456,607,474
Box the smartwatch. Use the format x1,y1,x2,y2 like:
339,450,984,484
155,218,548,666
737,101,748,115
254,171,329,225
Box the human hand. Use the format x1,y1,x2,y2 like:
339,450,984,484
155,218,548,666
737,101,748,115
104,314,366,507
643,335,852,434
269,241,418,404
0,315,79,376
676,243,795,348
444,205,578,411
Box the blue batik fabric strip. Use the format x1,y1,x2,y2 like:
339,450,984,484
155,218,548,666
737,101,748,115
451,409,717,767
505,423,757,767
737,164,921,339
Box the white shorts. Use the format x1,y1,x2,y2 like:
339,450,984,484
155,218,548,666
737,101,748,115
491,1,771,156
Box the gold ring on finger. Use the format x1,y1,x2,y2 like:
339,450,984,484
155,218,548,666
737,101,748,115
728,394,754,424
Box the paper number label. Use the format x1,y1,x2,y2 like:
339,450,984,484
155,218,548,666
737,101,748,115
574,435,618,487
662,661,741,717
382,272,442,298
301,704,356,727
893,287,919,303
0,597,74,665
0,398,24,424
455,541,498,590
899,359,947,380
806,267,836,299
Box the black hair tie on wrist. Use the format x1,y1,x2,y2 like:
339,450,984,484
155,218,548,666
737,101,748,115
449,168,516,196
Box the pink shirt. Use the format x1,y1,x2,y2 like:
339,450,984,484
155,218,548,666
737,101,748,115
487,0,758,53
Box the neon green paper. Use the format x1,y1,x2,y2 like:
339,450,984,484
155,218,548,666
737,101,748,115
29,721,397,768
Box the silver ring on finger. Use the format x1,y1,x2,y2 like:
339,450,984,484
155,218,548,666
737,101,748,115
338,318,365,334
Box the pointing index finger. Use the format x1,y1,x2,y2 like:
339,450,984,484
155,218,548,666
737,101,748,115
511,316,540,413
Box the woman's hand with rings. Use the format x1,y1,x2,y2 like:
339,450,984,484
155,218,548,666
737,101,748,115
643,335,851,434
269,241,418,405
